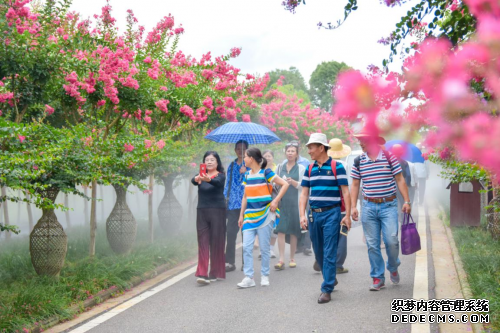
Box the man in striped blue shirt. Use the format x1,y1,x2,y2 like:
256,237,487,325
350,130,411,292
299,133,351,304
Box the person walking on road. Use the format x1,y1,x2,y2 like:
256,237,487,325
321,138,352,275
237,148,289,288
350,130,411,291
299,133,351,304
274,142,306,270
191,151,227,285
390,144,417,224
224,140,249,272
282,140,313,256
256,150,278,258
415,142,430,206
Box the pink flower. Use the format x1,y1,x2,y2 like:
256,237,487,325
97,100,106,107
143,189,152,195
144,116,152,124
144,56,152,63
155,99,169,113
230,47,242,58
203,96,214,110
128,162,136,169
242,114,251,122
180,105,194,119
156,139,165,150
190,162,197,168
144,139,152,149
18,135,25,143
124,143,134,152
33,165,38,170
45,104,54,115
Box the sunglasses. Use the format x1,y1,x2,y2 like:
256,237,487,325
286,142,299,147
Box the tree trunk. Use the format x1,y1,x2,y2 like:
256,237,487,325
106,183,137,254
89,180,97,257
84,185,89,226
30,187,67,277
26,190,34,232
157,175,182,235
148,175,154,243
2,187,11,241
100,185,105,222
17,190,21,225
64,193,71,229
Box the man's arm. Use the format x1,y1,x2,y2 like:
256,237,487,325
299,187,310,229
395,173,411,214
340,185,352,229
350,178,360,221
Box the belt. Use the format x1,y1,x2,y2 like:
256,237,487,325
363,195,396,203
311,204,341,213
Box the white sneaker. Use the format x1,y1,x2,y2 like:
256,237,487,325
261,275,270,287
237,276,256,288
270,250,276,258
197,277,210,285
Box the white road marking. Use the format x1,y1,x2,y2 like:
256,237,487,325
69,242,243,333
411,205,431,333
69,266,196,333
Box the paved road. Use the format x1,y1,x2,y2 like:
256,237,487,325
73,223,417,333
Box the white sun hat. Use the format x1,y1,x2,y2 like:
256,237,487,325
305,133,329,147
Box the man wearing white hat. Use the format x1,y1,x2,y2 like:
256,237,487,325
299,133,352,304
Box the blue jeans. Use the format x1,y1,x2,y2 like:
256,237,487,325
242,215,274,278
361,199,400,281
310,207,341,293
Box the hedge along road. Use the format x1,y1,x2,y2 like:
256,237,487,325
63,218,426,333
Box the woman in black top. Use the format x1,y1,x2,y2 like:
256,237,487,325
191,151,226,285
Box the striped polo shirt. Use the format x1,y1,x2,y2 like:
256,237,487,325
351,150,402,198
242,168,280,231
301,157,348,209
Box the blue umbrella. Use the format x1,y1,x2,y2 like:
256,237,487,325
204,122,281,145
385,140,425,163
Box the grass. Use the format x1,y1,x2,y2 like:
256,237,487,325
452,227,500,332
0,221,197,333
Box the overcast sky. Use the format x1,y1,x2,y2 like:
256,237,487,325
70,0,415,86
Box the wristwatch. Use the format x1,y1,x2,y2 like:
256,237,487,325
404,201,411,205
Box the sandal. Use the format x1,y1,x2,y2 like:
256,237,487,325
289,260,297,268
274,261,285,270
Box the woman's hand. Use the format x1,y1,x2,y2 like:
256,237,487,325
200,174,211,182
238,216,244,228
194,175,202,184
239,165,246,174
285,177,295,186
269,199,279,212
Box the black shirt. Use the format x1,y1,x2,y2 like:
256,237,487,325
191,173,226,209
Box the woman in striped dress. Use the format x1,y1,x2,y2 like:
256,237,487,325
237,148,289,288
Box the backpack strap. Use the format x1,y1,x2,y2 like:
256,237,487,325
382,150,393,170
354,156,361,170
308,164,313,177
331,159,337,180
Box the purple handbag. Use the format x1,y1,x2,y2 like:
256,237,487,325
401,213,421,255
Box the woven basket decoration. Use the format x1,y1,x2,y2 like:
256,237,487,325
29,188,68,276
106,183,137,254
158,175,182,234
487,197,500,240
